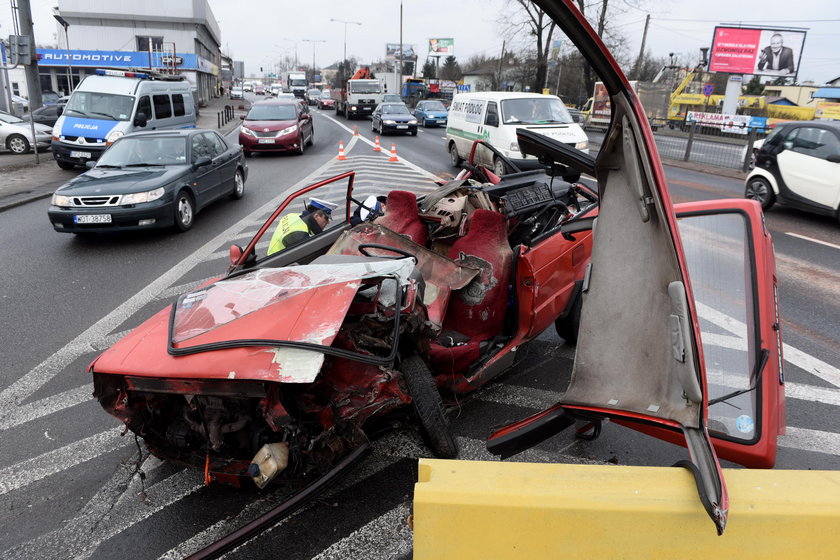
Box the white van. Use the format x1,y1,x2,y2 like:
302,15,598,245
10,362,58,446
51,69,196,169
445,92,588,176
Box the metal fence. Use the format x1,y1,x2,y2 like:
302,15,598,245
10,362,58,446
648,118,765,172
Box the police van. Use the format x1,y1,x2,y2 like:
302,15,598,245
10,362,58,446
51,69,197,169
445,92,589,176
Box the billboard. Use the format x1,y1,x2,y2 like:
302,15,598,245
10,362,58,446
708,27,806,79
385,43,417,61
428,38,454,55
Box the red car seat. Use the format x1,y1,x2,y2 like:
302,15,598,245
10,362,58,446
375,190,428,246
428,209,512,375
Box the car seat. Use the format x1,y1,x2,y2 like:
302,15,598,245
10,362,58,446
374,190,428,246
427,209,512,375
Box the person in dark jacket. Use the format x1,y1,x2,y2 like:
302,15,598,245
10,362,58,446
757,33,795,75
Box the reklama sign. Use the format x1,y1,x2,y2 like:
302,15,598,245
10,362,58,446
708,27,806,79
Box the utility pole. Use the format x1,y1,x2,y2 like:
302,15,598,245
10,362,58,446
631,14,650,80
399,1,403,79
16,0,42,110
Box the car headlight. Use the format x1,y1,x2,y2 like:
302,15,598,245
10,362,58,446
575,140,589,150
241,127,256,137
384,119,396,125
510,141,520,151
106,130,124,144
350,106,357,111
52,193,74,206
408,119,417,124
121,187,165,205
279,124,299,136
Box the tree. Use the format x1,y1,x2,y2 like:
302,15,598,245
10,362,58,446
499,0,556,93
744,75,765,96
422,59,437,79
439,56,461,81
331,58,358,88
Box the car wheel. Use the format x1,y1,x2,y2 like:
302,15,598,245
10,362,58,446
229,169,245,200
244,150,252,158
307,126,314,146
401,355,458,459
493,156,507,177
745,176,776,211
371,119,376,132
449,142,463,167
173,190,195,232
410,129,417,136
296,136,305,155
7,134,30,154
56,160,76,170
555,292,582,344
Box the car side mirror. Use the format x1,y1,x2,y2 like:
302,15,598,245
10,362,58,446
826,153,840,163
486,114,499,127
229,244,243,266
240,115,245,120
133,112,147,128
193,155,212,169
57,106,63,116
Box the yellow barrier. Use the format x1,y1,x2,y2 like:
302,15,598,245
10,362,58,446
414,459,840,559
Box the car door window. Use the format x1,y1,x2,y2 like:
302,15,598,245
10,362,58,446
137,95,152,119
485,101,499,127
191,135,210,160
202,132,227,157
153,94,172,119
789,127,840,159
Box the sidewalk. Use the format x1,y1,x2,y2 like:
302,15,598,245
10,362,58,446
0,95,247,213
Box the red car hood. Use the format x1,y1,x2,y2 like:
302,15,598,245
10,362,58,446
242,118,297,131
91,260,415,384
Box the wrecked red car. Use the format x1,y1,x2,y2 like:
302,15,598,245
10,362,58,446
90,137,598,488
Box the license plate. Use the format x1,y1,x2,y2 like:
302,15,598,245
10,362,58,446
396,125,408,129
70,151,92,159
74,214,111,224
258,138,275,144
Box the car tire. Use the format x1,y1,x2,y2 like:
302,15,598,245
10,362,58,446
493,156,507,177
307,126,314,146
555,292,582,344
422,118,428,127
56,160,76,170
410,129,417,136
449,142,463,167
229,169,245,200
244,150,252,158
371,119,376,132
296,136,305,155
7,134,30,154
745,176,776,211
401,354,458,459
173,190,195,232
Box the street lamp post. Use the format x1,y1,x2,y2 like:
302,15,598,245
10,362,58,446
329,18,361,83
302,39,326,84
53,14,72,94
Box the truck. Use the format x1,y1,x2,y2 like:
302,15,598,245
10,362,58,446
282,71,308,98
331,67,383,119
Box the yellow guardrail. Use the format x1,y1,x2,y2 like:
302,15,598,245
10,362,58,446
414,458,840,559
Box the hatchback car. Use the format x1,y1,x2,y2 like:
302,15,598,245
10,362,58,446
745,120,840,220
48,129,247,234
318,90,335,110
230,87,244,100
0,110,52,154
239,98,314,156
413,100,449,127
371,103,418,135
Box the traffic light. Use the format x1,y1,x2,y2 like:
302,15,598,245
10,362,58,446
8,34,32,65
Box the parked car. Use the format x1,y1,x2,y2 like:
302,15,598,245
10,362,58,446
413,99,449,127
230,87,244,100
239,98,314,156
88,134,598,488
745,120,840,220
23,101,67,128
371,103,418,136
0,110,52,154
317,90,335,110
47,129,247,234
307,88,321,105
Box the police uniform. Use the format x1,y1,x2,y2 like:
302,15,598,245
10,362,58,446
267,198,336,255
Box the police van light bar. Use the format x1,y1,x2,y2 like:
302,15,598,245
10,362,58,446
95,69,150,79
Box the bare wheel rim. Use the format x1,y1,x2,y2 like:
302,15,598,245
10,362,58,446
234,171,244,196
9,136,28,154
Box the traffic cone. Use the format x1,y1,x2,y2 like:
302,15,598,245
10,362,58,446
388,144,399,162
337,141,347,160
353,125,359,136
373,136,381,152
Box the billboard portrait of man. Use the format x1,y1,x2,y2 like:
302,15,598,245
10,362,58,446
756,32,795,75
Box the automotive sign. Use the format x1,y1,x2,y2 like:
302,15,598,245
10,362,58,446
708,26,806,80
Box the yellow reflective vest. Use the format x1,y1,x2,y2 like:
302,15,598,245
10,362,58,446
267,213,310,255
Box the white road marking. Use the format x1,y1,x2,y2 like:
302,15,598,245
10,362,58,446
781,427,840,456
309,503,413,560
785,232,840,251
0,383,92,430
0,429,129,496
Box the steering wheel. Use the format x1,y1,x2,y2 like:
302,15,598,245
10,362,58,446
358,243,415,260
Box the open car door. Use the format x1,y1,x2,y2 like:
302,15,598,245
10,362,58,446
487,0,784,535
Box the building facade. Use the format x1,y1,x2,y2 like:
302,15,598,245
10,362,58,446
26,0,221,105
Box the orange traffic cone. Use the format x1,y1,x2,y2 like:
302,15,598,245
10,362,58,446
373,136,381,152
337,141,347,160
353,125,359,136
388,143,399,162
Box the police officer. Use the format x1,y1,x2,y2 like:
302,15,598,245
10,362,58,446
267,198,337,255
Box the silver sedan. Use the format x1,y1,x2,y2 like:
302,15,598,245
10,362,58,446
0,110,53,154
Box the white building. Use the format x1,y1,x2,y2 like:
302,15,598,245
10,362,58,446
12,0,222,106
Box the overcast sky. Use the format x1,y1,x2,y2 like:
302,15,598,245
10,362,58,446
3,0,839,84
